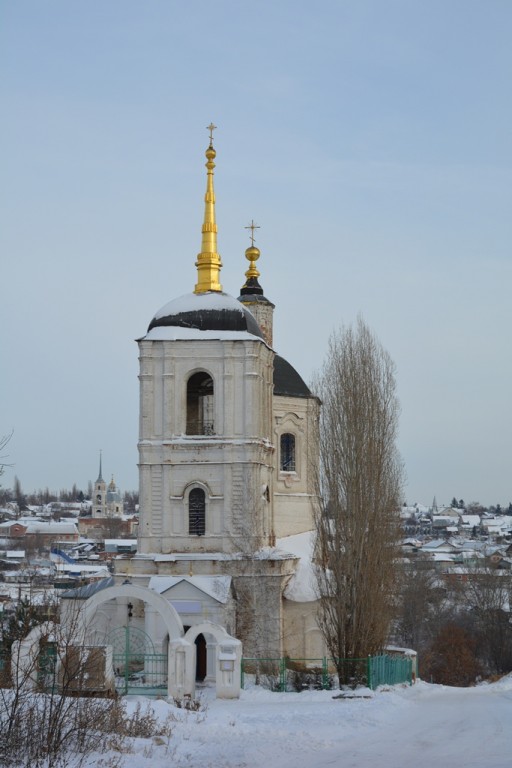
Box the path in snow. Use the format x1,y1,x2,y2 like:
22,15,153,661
164,679,512,768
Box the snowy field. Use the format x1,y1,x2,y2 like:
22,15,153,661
94,676,512,768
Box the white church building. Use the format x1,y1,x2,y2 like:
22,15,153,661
127,130,322,644
92,453,124,518
57,130,326,696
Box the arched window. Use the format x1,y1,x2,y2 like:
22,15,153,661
189,488,206,536
186,373,214,435
280,433,296,471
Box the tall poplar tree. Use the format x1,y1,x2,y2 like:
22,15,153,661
313,318,403,681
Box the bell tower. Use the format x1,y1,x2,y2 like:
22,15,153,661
136,129,275,557
93,451,107,518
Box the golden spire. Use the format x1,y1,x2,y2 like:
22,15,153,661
194,123,223,293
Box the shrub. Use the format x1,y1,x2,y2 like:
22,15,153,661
421,622,483,686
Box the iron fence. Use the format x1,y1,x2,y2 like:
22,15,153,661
368,654,413,689
113,651,168,696
241,654,413,691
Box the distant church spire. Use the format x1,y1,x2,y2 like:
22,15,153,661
96,450,103,482
194,123,223,294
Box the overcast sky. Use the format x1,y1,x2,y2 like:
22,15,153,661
1,1,511,507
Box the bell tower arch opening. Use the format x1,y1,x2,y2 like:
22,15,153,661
186,372,214,435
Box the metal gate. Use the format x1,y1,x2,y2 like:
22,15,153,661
107,626,167,696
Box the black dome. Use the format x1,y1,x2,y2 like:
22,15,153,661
273,355,312,398
147,292,264,339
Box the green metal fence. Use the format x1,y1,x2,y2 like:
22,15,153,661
367,654,413,689
112,651,168,696
241,654,413,692
0,652,8,686
37,641,58,692
108,626,168,697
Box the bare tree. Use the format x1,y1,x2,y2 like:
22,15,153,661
0,432,13,508
421,622,483,686
462,564,512,674
0,432,13,477
231,484,278,659
123,490,139,514
394,555,454,653
313,318,403,681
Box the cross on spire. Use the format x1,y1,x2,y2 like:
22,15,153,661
244,219,260,246
206,122,217,144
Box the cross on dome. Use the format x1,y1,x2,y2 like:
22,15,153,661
244,219,260,246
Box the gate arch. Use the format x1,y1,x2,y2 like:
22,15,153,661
183,620,234,646
79,583,188,698
82,584,184,640
183,622,242,699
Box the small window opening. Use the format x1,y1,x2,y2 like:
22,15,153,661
189,488,206,536
280,433,296,471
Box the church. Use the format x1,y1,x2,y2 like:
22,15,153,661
14,130,326,700
13,132,417,699
81,128,326,690
92,453,124,518
14,130,415,702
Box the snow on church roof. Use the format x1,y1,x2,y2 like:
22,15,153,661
149,575,232,604
142,326,262,342
275,531,318,603
142,291,265,341
153,291,246,319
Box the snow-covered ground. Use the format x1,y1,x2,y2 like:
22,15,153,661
93,676,512,768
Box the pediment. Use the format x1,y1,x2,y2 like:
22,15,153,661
149,575,231,605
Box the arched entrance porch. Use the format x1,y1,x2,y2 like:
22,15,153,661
65,582,195,699
183,622,242,699
13,584,242,699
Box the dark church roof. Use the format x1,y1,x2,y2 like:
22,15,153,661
61,576,115,600
147,292,264,339
238,276,275,308
273,354,312,398
145,292,312,399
